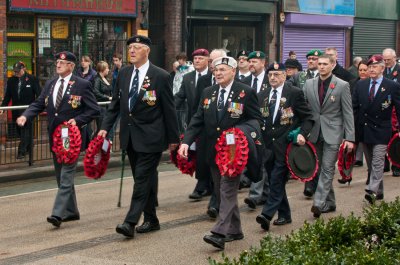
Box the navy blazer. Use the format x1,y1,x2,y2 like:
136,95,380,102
353,77,400,144
22,74,100,146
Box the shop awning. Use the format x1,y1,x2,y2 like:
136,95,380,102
191,0,276,14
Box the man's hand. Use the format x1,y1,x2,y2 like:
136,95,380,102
169,143,179,151
98,130,108,138
297,134,306,145
0,110,4,115
343,140,354,152
16,116,27,127
67,119,76,126
178,144,189,159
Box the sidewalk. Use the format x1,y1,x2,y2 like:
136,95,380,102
0,151,171,183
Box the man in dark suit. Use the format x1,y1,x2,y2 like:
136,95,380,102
242,51,269,94
178,56,262,250
98,35,179,238
16,51,100,227
382,48,400,176
353,55,400,204
1,61,41,159
288,49,322,90
325,47,354,82
256,62,313,231
235,50,251,81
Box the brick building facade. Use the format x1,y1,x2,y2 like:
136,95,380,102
0,0,6,100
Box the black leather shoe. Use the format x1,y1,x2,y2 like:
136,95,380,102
47,216,62,227
200,190,212,197
136,221,160,233
225,233,244,242
354,160,363,167
376,194,384,200
311,206,321,218
393,170,400,177
116,222,135,238
256,214,270,231
62,215,80,222
189,191,203,200
16,153,25,159
273,217,292,226
203,234,225,250
244,197,257,209
365,193,377,205
303,188,314,198
207,207,218,219
320,205,336,213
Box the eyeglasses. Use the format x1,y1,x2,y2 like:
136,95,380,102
307,57,318,61
55,60,72,66
268,72,283,78
128,44,146,50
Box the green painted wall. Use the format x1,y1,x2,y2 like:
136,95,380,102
191,0,275,13
356,0,399,20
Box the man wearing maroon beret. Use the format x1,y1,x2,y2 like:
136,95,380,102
353,54,400,204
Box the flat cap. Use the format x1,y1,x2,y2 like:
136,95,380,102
55,51,77,63
367,54,384,66
13,61,26,71
236,50,250,58
266,62,286,72
212,56,237,68
284,59,302,70
192,48,209,57
248,51,266,60
127,35,152,47
306,49,323,57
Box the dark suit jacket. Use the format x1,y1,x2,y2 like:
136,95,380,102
183,81,263,166
101,63,179,152
22,74,100,148
2,73,41,119
332,63,354,83
287,69,317,89
258,83,313,161
193,72,213,117
93,74,112,102
242,73,269,93
384,63,400,83
353,77,400,144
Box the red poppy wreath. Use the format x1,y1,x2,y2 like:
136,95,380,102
215,128,249,177
84,135,112,179
170,134,197,176
52,122,82,164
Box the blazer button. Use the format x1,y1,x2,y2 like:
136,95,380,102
272,127,275,130
129,114,132,117
365,123,367,126
376,116,378,118
55,113,58,116
128,123,132,126
364,114,367,116
262,127,265,130
272,138,275,141
217,127,220,131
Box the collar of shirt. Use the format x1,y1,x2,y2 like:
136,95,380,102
130,60,150,92
253,70,266,93
370,76,383,96
218,80,234,106
269,84,284,122
53,73,73,105
200,67,208,76
318,75,333,91
239,71,251,77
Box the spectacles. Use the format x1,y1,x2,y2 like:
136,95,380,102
268,72,283,78
128,44,146,50
307,57,318,61
55,60,72,66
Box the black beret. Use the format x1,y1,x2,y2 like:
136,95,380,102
284,59,302,70
236,50,250,58
13,61,26,71
266,62,286,72
55,51,77,63
127,35,152,47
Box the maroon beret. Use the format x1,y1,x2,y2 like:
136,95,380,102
192,48,209,57
367,54,384,66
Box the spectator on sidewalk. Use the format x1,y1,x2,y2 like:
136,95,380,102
76,55,97,86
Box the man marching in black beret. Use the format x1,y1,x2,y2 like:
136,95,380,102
17,51,100,227
99,35,179,238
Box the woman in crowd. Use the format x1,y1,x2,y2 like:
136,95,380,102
76,55,97,85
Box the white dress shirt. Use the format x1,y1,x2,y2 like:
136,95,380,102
269,84,284,123
129,60,150,94
218,80,233,106
252,70,266,93
53,73,72,106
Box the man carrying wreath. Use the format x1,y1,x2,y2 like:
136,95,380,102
16,51,100,227
178,56,262,250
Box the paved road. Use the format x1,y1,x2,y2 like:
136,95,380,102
0,163,399,265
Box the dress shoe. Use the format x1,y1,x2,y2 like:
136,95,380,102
303,188,314,198
256,214,270,231
354,160,363,167
337,178,352,185
189,191,203,200
47,216,62,227
203,234,225,250
62,215,80,222
116,222,135,238
200,190,212,197
224,233,244,242
16,153,25,159
393,170,400,177
244,197,257,209
365,193,377,205
273,217,292,226
136,221,160,233
311,206,321,218
320,205,336,213
365,190,384,200
207,207,218,219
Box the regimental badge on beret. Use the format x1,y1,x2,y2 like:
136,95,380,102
222,57,229,65
314,51,318,56
241,51,246,55
256,52,260,57
136,37,140,42
274,63,279,70
60,53,66,60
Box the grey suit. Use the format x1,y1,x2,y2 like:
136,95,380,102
303,75,355,210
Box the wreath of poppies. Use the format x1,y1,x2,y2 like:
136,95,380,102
52,122,82,164
170,134,197,176
83,135,112,179
337,143,355,180
215,128,249,177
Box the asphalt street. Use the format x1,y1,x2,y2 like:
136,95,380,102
0,163,399,265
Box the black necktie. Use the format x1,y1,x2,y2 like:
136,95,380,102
252,77,258,91
17,79,22,99
369,80,377,102
217,89,226,121
196,72,201,86
212,77,216,86
129,69,139,111
269,89,277,122
239,75,245,80
387,68,391,75
55,79,64,109
318,81,325,106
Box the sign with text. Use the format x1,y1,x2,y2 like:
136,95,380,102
284,0,355,16
10,0,137,17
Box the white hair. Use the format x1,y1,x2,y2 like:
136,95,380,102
210,49,227,59
382,48,396,57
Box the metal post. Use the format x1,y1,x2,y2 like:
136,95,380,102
117,150,127,207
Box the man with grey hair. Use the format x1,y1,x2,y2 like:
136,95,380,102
179,56,262,250
347,56,362,78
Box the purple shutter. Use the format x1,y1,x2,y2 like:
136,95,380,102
282,27,346,69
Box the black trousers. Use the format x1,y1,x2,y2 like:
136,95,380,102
16,120,33,154
124,138,162,225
